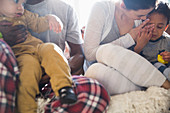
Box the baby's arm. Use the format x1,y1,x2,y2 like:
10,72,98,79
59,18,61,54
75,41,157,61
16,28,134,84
25,10,63,33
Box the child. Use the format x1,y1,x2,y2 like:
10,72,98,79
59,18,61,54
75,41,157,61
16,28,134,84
0,0,77,113
138,2,170,81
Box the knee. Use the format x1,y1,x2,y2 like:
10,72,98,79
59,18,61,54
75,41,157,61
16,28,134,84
85,63,106,78
39,43,62,55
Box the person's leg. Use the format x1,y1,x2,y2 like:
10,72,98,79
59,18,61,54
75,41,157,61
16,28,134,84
16,54,42,113
85,63,141,95
37,43,77,104
154,62,170,81
0,40,19,113
44,76,110,113
96,44,166,88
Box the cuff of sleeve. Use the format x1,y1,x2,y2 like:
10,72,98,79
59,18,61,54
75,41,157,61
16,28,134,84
122,33,135,48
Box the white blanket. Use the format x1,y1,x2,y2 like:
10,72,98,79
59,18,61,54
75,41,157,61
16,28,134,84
107,86,170,113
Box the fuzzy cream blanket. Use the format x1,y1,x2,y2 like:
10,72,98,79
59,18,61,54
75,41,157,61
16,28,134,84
107,86,170,113
37,86,170,113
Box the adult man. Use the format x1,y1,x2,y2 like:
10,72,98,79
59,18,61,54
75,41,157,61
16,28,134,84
25,0,84,75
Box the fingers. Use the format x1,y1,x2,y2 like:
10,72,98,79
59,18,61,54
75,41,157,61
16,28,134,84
160,51,168,56
15,31,27,44
53,21,59,33
0,20,13,26
49,20,62,33
137,19,150,30
140,27,151,39
10,25,26,32
160,51,170,62
147,26,154,40
140,28,147,37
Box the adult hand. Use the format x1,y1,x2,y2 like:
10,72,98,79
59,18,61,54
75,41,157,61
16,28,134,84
129,19,154,41
67,42,84,75
39,74,50,85
68,54,84,75
0,21,27,46
134,26,153,53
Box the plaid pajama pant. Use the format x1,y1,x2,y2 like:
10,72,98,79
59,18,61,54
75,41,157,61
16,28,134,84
0,39,19,113
42,76,110,113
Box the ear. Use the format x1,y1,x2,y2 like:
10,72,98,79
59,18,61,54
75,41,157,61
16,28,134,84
120,2,126,9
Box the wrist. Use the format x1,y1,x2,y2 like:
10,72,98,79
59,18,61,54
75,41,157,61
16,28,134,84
129,32,137,41
134,44,143,53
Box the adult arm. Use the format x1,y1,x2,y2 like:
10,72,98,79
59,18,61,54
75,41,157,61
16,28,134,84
0,21,27,46
84,2,153,62
65,4,84,75
84,2,142,62
67,42,84,75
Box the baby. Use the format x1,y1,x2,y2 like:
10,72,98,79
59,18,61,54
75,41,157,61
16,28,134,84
0,0,77,113
138,2,170,81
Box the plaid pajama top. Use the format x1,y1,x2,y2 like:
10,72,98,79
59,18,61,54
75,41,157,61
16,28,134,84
0,39,19,113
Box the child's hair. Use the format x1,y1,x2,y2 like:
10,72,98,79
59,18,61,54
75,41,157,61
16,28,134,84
123,0,156,10
148,2,170,25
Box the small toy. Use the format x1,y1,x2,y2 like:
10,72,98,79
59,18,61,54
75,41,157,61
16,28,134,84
157,54,168,64
0,32,2,38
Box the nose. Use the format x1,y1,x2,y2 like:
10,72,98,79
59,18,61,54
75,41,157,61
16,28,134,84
153,26,157,32
17,3,24,12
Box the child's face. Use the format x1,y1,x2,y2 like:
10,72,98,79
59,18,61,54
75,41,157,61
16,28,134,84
0,0,26,18
147,13,168,41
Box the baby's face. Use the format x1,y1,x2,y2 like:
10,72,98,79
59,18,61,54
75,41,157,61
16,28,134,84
147,13,168,41
0,0,26,18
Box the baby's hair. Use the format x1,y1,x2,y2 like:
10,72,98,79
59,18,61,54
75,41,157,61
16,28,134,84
148,2,170,25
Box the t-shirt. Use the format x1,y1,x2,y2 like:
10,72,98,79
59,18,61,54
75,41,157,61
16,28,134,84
25,0,83,51
141,33,170,63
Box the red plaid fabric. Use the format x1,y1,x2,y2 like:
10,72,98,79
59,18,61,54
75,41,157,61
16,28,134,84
0,39,19,113
43,76,110,113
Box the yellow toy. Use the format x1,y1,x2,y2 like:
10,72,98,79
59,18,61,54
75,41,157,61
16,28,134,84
157,54,168,64
0,32,2,38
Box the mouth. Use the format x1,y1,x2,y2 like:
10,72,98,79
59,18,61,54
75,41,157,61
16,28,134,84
152,34,157,37
15,13,23,17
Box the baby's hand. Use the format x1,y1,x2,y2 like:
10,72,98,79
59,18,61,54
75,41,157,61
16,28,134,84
160,51,170,62
47,14,63,33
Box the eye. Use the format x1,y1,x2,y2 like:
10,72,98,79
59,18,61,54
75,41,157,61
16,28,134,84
157,26,163,29
22,3,25,7
157,27,163,29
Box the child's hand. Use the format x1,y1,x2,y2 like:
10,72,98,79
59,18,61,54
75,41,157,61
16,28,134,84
134,26,153,53
160,51,170,62
47,14,63,33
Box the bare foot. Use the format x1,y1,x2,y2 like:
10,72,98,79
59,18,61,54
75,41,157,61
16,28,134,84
161,79,170,89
